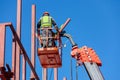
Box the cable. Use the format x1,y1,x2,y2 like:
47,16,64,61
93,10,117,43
70,57,73,80
59,47,63,62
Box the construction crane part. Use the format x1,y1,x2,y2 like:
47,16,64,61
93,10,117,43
83,62,104,80
71,46,104,80
71,46,102,66
37,18,71,68
38,47,62,68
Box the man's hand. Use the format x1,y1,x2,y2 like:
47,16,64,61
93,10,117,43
55,25,59,32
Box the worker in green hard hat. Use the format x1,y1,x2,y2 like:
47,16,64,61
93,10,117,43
37,12,58,48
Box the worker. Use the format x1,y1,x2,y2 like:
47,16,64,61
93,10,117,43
37,12,58,48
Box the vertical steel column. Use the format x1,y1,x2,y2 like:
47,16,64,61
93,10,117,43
54,68,58,80
9,23,39,79
12,36,16,80
63,77,67,80
22,56,26,80
22,0,26,78
16,0,22,80
30,4,36,79
42,68,47,80
22,2,26,80
0,24,6,68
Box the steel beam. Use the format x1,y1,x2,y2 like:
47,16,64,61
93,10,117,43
83,62,104,80
0,24,6,67
16,0,22,79
54,68,58,80
59,18,71,33
9,23,40,79
22,56,26,80
12,36,16,80
42,68,47,80
0,23,39,79
30,4,36,79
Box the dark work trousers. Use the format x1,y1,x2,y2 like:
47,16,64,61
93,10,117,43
42,29,55,47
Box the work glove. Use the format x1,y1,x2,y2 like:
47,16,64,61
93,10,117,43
60,30,66,36
54,25,59,32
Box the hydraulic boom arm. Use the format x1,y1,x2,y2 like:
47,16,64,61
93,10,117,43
60,29,104,80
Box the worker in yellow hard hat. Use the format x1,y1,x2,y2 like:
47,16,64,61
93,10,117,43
37,12,58,48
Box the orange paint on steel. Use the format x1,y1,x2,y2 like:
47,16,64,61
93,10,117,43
87,48,102,66
38,47,62,68
0,24,6,67
30,4,36,79
71,46,102,66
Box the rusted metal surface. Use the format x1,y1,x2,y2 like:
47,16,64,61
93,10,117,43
30,4,36,79
9,23,40,79
11,36,16,80
0,22,39,79
59,18,71,33
54,68,58,80
16,0,22,79
43,68,47,80
22,56,26,80
0,74,6,80
0,24,6,68
38,47,62,68
10,23,40,80
0,64,14,80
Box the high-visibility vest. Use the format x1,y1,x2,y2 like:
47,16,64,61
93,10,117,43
41,16,52,28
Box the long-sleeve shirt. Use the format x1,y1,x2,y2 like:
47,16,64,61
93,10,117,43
37,16,57,30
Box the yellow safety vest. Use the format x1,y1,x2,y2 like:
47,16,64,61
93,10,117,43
41,16,52,28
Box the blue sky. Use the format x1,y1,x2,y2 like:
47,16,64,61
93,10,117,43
0,0,120,80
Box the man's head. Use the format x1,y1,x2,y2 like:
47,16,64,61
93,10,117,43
43,12,50,16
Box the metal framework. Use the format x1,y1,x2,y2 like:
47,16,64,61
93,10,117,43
0,24,5,68
0,23,39,80
30,4,36,79
0,0,104,80
16,0,22,79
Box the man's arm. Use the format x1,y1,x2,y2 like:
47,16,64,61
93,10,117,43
51,18,59,31
51,18,57,26
37,20,41,36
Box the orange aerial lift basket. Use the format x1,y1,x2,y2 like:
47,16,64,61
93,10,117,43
37,28,62,68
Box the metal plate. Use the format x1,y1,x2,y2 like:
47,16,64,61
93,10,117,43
38,47,62,68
